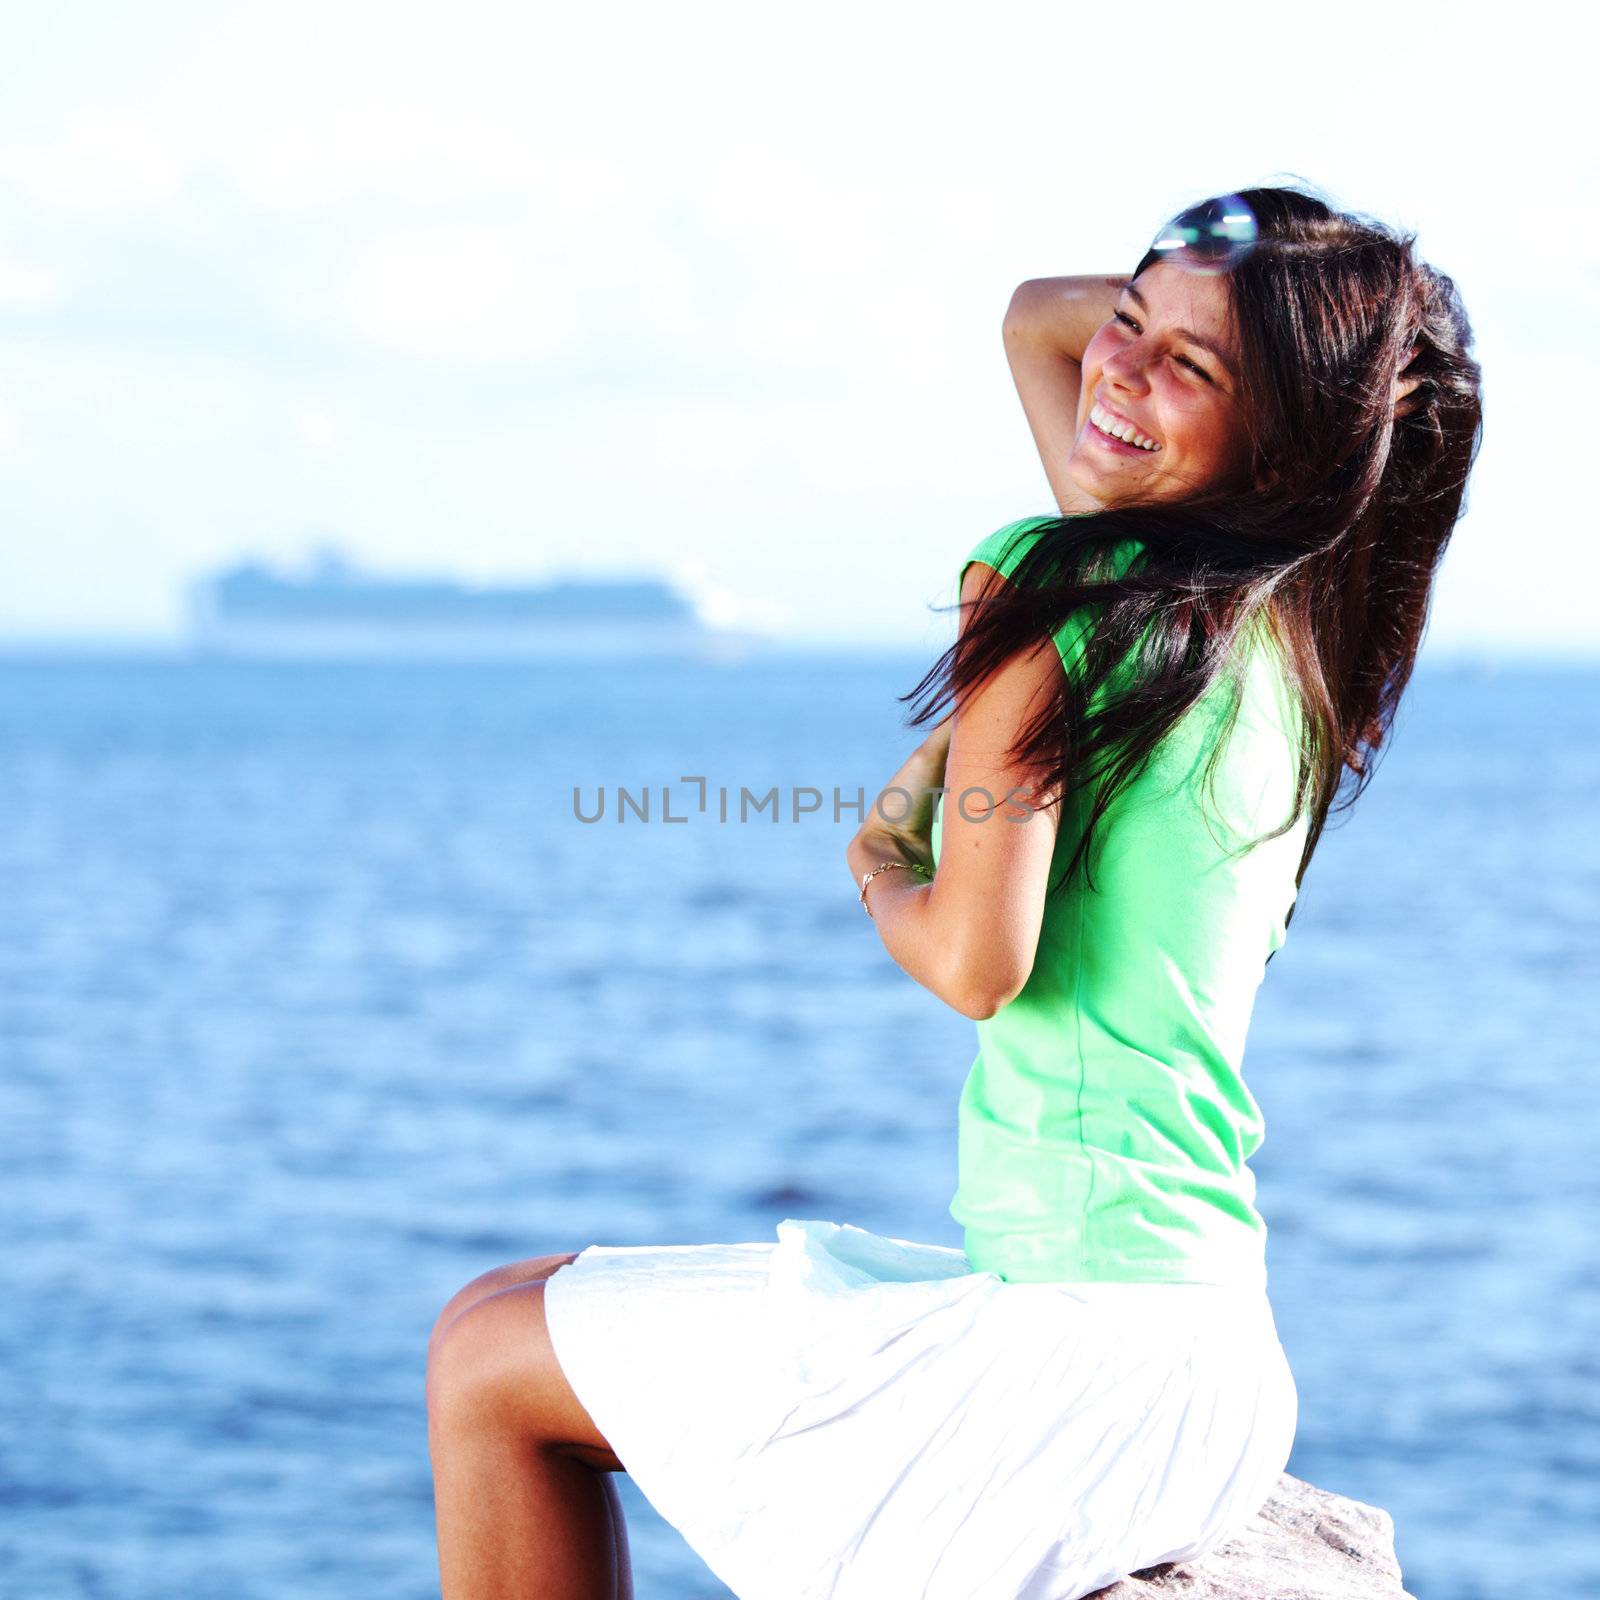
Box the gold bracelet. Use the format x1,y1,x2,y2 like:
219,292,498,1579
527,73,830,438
859,858,933,918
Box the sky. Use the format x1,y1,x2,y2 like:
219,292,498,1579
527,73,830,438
0,1,1593,658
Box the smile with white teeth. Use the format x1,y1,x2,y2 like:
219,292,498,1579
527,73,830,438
1089,403,1160,452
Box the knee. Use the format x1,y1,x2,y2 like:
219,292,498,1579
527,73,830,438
424,1269,579,1440
428,1253,581,1364
426,1293,499,1428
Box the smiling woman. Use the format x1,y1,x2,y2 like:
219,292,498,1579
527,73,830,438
425,183,1485,1600
1068,266,1255,499
920,184,1484,914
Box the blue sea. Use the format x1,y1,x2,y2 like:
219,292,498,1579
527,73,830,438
1,650,1595,1600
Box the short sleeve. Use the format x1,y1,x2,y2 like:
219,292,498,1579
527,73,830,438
958,515,1147,690
957,515,1058,591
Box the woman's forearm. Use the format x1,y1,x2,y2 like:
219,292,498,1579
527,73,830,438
1002,275,1128,365
846,829,995,1019
844,719,994,1018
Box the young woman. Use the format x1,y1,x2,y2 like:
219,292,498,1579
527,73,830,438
424,185,1484,1600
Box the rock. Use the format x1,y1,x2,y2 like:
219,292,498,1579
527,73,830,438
1089,1474,1414,1600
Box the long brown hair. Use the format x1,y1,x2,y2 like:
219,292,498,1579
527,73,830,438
903,183,1484,919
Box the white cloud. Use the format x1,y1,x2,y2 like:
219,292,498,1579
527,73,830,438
229,102,645,234
0,109,182,210
0,403,22,462
233,105,533,209
0,249,60,308
290,396,343,453
347,225,577,363
665,556,798,634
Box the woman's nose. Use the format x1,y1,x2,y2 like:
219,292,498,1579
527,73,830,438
1102,346,1150,393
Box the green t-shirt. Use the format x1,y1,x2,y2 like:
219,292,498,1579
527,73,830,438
930,516,1308,1288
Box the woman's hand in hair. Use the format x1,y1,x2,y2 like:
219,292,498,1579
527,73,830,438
1395,343,1423,416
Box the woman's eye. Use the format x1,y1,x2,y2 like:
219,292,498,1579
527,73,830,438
1111,311,1215,384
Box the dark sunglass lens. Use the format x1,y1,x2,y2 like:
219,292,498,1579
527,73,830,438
1149,194,1258,272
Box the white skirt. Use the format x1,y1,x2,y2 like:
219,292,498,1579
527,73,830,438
543,1217,1298,1600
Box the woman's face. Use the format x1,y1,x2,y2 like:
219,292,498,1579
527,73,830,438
1063,261,1251,509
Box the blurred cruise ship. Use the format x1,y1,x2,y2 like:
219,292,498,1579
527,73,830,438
186,545,765,662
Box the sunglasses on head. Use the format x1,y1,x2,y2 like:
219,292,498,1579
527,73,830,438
1148,195,1258,272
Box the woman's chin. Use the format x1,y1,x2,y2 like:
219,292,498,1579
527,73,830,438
1070,433,1240,508
1063,462,1174,515
1063,452,1142,508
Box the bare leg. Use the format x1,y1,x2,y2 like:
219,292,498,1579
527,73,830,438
427,1256,633,1598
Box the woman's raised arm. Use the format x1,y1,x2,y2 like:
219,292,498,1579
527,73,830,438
1002,275,1127,513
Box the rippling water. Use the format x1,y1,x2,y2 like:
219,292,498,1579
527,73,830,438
1,651,1595,1600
